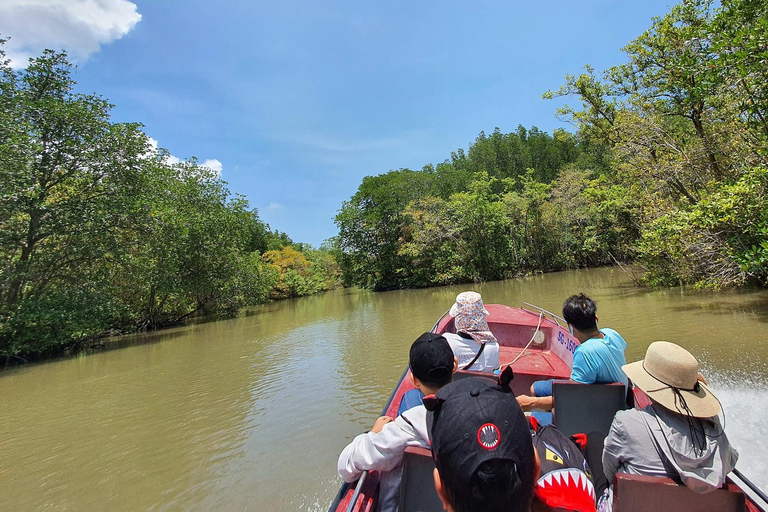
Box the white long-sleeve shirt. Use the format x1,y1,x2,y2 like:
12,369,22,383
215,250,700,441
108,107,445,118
337,405,430,512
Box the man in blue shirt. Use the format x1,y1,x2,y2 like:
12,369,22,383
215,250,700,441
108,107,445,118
516,293,628,419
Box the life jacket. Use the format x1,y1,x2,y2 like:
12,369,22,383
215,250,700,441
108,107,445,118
530,417,597,512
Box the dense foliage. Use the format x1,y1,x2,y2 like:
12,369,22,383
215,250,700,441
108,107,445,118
549,0,768,288
334,128,633,290
335,0,768,291
0,44,340,361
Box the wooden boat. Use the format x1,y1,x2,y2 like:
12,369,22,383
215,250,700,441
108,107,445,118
329,303,768,512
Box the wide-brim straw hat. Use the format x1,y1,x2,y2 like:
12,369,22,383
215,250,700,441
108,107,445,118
622,341,721,418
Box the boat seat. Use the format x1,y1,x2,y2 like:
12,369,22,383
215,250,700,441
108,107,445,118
552,382,626,437
399,446,443,512
612,473,746,512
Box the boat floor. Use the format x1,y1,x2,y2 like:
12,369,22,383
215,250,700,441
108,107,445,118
497,345,571,396
386,345,571,417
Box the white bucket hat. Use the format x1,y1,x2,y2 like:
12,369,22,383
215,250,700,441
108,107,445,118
622,341,721,418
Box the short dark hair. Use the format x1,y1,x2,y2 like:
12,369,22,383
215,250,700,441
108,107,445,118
562,293,598,331
444,459,534,512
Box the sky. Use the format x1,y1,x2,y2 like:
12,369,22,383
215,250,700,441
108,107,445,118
0,0,675,247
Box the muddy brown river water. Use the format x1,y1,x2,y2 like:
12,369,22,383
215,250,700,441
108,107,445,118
1,268,767,511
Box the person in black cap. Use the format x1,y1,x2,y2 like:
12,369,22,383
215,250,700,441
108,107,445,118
425,368,537,512
338,332,457,512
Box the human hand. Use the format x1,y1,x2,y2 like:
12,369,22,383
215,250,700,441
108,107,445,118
516,394,536,412
372,416,394,433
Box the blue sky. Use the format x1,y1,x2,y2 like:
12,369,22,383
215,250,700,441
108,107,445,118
2,0,674,246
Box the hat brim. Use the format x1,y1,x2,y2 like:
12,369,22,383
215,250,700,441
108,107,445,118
622,360,721,418
449,302,490,318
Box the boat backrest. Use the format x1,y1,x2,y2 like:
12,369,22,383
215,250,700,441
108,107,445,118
612,473,746,512
452,369,498,382
399,446,443,512
552,381,626,437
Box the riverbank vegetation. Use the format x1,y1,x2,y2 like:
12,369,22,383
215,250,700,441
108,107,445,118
0,43,340,361
334,0,768,291
3,0,766,361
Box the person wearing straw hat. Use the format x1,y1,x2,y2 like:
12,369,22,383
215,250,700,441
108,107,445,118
597,342,738,511
442,291,500,373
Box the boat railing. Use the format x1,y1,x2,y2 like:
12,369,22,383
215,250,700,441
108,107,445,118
335,365,412,512
522,302,568,328
344,472,367,512
731,468,768,511
430,309,451,333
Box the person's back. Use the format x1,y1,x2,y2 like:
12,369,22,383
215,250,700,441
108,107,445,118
337,333,457,512
425,369,536,512
571,327,627,387
517,294,627,421
604,404,735,488
599,342,738,511
443,291,500,372
563,294,627,387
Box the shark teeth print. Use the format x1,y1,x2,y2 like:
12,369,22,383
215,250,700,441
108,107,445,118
536,468,596,499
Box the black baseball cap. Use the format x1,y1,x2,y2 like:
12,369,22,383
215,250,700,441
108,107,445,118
409,333,454,387
424,369,535,510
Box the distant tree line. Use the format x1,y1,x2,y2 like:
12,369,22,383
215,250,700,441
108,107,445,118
333,127,637,290
333,0,768,291
0,42,340,361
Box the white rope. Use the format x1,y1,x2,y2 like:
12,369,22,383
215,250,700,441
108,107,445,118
502,311,544,366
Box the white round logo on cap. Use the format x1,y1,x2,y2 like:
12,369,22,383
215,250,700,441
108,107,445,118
477,423,500,450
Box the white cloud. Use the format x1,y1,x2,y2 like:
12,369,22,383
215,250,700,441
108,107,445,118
146,136,222,175
201,159,223,176
145,136,180,165
268,202,284,210
0,0,142,68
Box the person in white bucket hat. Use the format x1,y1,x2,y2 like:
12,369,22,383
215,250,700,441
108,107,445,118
597,341,738,511
442,291,500,372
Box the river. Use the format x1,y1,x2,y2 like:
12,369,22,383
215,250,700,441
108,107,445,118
1,268,767,511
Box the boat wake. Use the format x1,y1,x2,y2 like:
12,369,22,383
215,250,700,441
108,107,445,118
708,370,768,494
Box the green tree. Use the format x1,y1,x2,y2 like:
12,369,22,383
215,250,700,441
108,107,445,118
334,169,439,289
0,44,328,359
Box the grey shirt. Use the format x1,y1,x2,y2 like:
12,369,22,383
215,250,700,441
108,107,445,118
602,404,738,493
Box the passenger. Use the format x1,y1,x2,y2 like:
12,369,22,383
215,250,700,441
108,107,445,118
426,371,599,512
442,291,500,373
425,372,536,512
598,342,738,511
337,332,457,512
517,293,628,422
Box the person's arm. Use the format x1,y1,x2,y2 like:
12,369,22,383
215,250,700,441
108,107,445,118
516,394,553,412
337,416,411,483
602,413,628,486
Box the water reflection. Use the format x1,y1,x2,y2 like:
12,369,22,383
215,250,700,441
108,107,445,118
1,268,767,511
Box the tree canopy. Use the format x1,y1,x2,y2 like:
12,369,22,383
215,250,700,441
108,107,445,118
0,43,340,361
335,0,768,291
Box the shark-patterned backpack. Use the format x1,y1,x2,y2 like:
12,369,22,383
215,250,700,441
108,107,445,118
530,416,598,512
